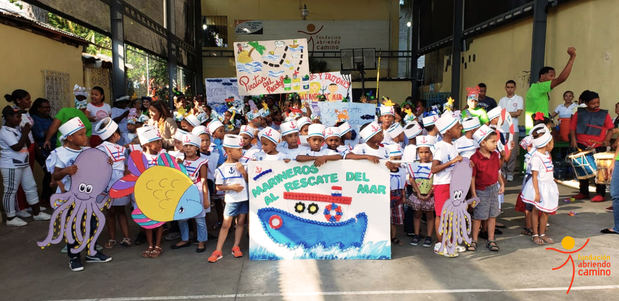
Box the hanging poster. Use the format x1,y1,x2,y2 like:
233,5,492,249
249,160,390,260
311,102,376,131
233,39,310,96
205,78,242,104
300,72,352,102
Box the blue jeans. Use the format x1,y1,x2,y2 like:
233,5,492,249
179,217,208,242
610,161,619,232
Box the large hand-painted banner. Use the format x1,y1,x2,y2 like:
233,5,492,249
300,72,351,102
204,78,242,104
311,102,376,131
233,39,310,95
249,160,390,260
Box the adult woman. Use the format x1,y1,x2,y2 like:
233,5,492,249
570,90,614,202
4,89,36,213
147,100,177,149
43,84,92,149
29,98,55,207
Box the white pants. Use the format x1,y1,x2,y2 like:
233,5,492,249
1,167,39,217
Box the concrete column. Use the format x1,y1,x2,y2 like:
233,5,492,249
166,0,177,106
450,0,464,107
530,0,548,83
110,0,126,99
410,0,420,101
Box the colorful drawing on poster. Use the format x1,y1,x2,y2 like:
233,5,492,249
312,102,376,132
437,158,479,257
110,151,202,229
299,72,352,102
249,160,390,260
37,148,112,255
205,78,242,104
234,39,310,95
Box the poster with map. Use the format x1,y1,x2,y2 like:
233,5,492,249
233,39,310,95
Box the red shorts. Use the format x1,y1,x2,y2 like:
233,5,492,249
433,184,450,216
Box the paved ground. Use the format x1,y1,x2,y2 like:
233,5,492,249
1,176,618,301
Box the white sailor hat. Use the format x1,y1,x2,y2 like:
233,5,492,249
207,120,224,135
59,117,86,141
95,117,118,140
239,125,255,138
192,125,208,136
222,134,242,149
184,114,201,127
325,126,340,139
386,143,403,157
307,124,326,138
360,121,381,142
137,126,162,145
436,112,459,135
462,117,481,132
280,120,299,136
337,121,353,136
182,133,201,148
387,123,404,139
404,121,423,139
259,127,281,144
487,107,502,121
473,124,494,145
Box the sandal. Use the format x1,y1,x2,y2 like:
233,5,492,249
532,234,544,245
119,237,132,247
150,246,163,258
540,234,554,244
487,240,500,252
142,246,154,258
521,228,533,236
467,241,478,251
104,239,117,249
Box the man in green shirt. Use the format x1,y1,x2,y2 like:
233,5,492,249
525,47,576,132
43,96,92,148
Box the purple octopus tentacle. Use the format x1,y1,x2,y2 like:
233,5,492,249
89,202,106,256
74,201,88,243
50,204,71,244
71,202,93,254
36,200,72,248
65,201,80,244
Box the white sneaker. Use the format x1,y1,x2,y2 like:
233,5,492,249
506,175,514,182
6,217,27,227
16,210,32,218
456,245,467,253
434,242,442,255
33,212,51,221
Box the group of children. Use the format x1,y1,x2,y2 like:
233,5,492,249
2,82,565,271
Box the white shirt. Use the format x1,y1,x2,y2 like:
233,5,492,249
241,146,261,163
46,146,86,192
499,94,524,128
279,145,309,161
352,143,388,159
433,140,458,185
96,141,126,187
299,147,339,157
529,151,554,182
252,151,287,161
111,107,129,141
19,112,34,143
215,163,248,203
0,126,29,168
454,136,478,159
390,168,407,190
554,103,578,119
204,151,220,181
87,103,112,122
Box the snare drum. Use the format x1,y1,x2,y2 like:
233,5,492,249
594,152,615,184
568,150,597,180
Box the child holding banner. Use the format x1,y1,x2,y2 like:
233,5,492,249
253,127,286,161
209,134,249,263
336,121,358,151
278,120,307,161
349,122,388,162
296,124,342,166
387,144,407,245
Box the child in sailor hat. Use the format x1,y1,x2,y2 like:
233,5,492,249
297,124,341,166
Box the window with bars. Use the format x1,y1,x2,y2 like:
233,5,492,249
43,70,70,116
202,16,227,47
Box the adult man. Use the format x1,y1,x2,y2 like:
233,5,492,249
498,80,523,181
525,47,576,132
570,90,614,202
477,83,497,111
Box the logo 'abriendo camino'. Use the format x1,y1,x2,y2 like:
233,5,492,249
546,236,612,294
